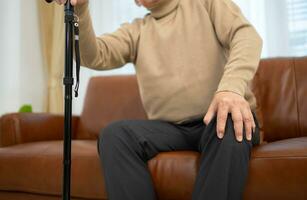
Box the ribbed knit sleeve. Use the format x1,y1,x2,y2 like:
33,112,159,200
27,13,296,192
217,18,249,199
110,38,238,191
202,0,263,97
75,3,142,70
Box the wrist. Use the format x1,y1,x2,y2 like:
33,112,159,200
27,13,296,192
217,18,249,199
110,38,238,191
215,90,243,97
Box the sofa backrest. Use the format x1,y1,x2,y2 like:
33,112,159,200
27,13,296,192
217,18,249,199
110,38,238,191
76,75,147,139
251,57,307,142
77,57,307,142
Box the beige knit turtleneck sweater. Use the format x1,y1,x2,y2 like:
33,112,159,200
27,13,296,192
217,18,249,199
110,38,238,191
75,0,263,124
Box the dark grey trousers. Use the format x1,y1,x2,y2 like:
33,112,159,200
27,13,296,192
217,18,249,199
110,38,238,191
97,112,260,200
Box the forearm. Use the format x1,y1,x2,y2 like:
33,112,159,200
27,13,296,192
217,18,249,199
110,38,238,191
202,0,263,96
75,3,139,70
75,3,110,70
216,25,263,96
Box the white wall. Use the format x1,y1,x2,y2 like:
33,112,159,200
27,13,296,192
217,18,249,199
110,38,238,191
0,0,45,115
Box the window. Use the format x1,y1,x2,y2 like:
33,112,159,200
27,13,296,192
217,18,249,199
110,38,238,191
234,0,307,57
287,0,307,56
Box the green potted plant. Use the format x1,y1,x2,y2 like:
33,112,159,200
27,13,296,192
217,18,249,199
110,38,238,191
18,104,33,113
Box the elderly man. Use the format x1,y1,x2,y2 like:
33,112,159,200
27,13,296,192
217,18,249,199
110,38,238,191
55,0,262,199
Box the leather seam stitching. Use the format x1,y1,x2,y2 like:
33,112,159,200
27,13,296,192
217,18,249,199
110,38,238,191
256,66,265,141
292,58,301,138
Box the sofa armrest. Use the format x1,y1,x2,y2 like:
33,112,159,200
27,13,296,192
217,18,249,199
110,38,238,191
0,113,79,147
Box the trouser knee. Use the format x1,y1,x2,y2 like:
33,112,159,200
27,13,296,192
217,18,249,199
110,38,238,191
98,120,128,154
222,114,252,156
98,120,142,159
203,113,252,155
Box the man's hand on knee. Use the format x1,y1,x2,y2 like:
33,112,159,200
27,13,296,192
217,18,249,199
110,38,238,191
203,91,256,142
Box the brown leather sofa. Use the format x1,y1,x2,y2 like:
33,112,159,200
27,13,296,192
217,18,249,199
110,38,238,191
0,57,307,200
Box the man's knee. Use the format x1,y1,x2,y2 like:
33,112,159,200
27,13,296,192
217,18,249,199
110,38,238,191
222,114,252,154
98,120,128,152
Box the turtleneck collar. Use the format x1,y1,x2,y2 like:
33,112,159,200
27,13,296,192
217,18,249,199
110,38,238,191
147,0,180,19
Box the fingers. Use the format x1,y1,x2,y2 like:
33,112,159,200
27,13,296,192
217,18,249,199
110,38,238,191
231,107,243,142
209,91,256,143
203,102,217,125
55,0,77,5
241,107,254,141
53,0,79,6
216,102,229,139
71,0,77,5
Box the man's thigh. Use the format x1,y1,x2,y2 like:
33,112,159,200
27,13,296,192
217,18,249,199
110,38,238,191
99,119,195,161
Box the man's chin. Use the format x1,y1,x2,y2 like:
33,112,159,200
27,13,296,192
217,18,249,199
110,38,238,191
139,0,161,8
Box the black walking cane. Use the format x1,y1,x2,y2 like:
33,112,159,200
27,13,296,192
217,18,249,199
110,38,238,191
45,1,81,199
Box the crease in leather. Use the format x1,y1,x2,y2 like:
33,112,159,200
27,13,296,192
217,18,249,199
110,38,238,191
292,58,302,137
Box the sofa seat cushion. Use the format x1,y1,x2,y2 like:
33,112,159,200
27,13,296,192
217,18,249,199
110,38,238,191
252,137,307,158
0,138,307,200
244,137,307,200
146,138,307,200
148,151,199,200
0,140,106,200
